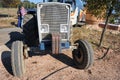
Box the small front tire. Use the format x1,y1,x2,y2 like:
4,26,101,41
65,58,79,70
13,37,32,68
72,40,94,69
11,41,26,77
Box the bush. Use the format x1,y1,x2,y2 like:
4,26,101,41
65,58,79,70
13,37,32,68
0,3,3,8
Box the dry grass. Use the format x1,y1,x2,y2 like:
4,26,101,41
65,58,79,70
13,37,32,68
0,8,17,17
0,8,18,28
72,25,120,51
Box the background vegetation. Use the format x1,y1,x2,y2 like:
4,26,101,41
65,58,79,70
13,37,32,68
83,0,120,23
0,0,36,8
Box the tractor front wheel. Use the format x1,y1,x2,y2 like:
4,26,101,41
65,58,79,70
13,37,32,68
11,41,26,77
72,40,94,69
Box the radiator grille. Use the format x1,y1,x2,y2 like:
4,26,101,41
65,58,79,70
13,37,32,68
39,3,69,40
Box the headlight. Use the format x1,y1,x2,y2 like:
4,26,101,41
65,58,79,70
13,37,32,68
41,24,49,33
60,24,68,33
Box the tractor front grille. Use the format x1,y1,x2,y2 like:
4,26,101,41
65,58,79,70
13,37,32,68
40,4,68,33
38,3,70,41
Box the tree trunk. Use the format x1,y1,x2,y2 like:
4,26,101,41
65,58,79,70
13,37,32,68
99,6,113,47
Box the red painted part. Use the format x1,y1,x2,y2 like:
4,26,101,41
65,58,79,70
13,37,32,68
56,34,59,54
99,23,120,30
52,34,56,54
52,34,61,54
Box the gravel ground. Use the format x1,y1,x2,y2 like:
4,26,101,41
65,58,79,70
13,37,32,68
0,27,120,80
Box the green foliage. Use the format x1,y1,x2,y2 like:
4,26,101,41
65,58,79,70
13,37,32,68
114,1,120,16
21,0,36,9
0,2,3,8
83,0,120,18
2,0,21,8
1,0,36,8
108,16,115,24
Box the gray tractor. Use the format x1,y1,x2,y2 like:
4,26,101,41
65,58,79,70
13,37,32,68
11,2,94,77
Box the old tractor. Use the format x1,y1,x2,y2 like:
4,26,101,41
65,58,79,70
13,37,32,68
11,2,94,77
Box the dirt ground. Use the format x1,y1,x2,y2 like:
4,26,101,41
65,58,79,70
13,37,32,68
0,46,120,80
0,27,120,80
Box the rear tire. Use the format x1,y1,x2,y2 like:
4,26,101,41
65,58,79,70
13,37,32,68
72,40,94,69
11,41,25,77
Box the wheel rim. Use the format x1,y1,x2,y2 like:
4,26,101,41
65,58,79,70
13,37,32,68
75,47,84,64
73,40,94,69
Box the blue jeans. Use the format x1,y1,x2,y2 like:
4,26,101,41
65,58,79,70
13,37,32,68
21,16,24,27
17,16,22,27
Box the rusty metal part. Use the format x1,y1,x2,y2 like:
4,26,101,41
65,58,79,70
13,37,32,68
23,44,29,59
58,34,61,53
52,34,56,54
55,34,59,54
52,34,61,54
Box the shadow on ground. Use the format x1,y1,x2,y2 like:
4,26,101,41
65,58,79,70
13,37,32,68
29,48,76,68
29,49,76,68
0,14,13,17
41,65,69,80
50,53,74,67
5,31,24,49
1,31,24,75
1,29,79,78
11,22,17,27
1,51,13,75
40,53,76,80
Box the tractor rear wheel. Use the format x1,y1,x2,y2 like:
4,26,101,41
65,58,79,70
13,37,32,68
11,41,26,77
72,40,94,69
